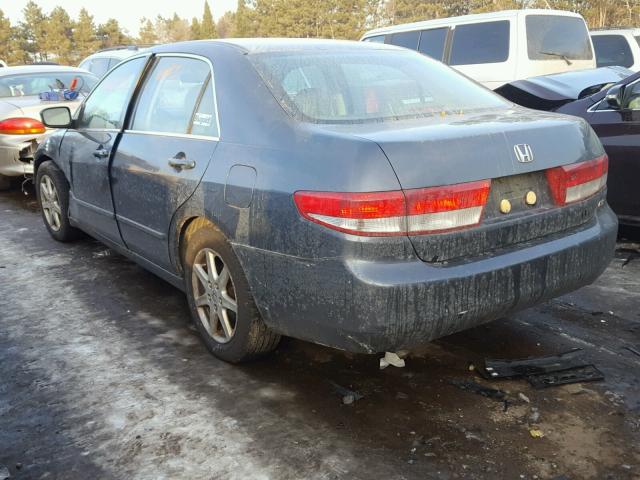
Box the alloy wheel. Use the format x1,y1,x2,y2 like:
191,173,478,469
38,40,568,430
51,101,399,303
191,248,238,344
39,175,62,232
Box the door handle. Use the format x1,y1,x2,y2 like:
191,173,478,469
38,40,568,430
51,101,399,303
168,152,195,171
93,147,110,159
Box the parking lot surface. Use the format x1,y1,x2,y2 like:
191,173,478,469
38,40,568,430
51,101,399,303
1,187,639,480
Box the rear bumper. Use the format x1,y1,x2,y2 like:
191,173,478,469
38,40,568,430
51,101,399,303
0,134,42,177
236,204,618,353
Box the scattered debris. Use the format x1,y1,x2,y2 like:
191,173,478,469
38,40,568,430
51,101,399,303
529,429,544,438
395,392,409,400
526,365,604,389
481,349,604,389
92,249,112,258
0,465,9,480
518,393,531,403
380,351,406,369
329,381,363,405
450,379,506,401
529,408,540,423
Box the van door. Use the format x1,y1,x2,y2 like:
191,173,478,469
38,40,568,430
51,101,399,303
447,20,515,89
110,55,219,270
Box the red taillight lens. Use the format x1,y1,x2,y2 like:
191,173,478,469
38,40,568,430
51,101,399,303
293,179,491,237
0,117,46,135
546,155,608,206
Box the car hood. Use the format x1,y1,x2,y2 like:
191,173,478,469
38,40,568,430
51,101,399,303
496,67,632,103
316,107,603,190
0,95,83,120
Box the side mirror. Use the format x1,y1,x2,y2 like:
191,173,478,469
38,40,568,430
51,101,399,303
40,106,73,128
604,85,623,110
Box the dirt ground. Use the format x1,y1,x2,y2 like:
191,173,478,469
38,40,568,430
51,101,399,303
1,186,639,480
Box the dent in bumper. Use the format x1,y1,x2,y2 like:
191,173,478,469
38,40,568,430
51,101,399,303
0,134,43,176
236,205,618,353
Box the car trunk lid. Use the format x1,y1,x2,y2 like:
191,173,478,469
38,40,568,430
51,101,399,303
320,108,604,262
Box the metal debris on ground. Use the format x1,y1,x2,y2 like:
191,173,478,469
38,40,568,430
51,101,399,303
480,349,604,389
92,249,113,258
379,351,406,369
450,379,506,401
329,381,363,405
526,365,604,389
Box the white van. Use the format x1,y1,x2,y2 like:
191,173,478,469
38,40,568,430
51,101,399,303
361,9,596,89
591,29,640,71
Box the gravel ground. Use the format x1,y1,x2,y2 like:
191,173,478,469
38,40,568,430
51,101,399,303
1,187,639,480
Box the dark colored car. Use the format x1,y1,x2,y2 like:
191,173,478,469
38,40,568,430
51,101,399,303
34,40,616,363
497,66,639,226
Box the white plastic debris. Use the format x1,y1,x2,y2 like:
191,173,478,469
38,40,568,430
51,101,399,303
379,351,406,369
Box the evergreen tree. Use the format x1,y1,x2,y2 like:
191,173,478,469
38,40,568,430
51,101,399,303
191,17,202,39
45,6,74,64
20,1,48,62
97,19,130,48
200,1,218,38
216,11,236,38
139,18,158,44
74,8,99,61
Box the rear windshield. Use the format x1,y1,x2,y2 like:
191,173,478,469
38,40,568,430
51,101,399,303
0,72,98,98
592,35,634,68
250,50,507,124
526,15,593,61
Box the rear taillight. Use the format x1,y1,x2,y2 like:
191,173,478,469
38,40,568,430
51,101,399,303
293,179,491,237
0,117,46,135
546,155,608,206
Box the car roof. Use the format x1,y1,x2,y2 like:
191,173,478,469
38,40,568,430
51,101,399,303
591,28,640,36
362,8,584,38
153,38,402,55
0,65,92,76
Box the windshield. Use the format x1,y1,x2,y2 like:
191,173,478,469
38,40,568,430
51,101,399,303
526,15,593,61
0,72,98,98
250,49,507,124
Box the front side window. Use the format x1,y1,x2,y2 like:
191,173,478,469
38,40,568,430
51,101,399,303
592,35,634,68
77,56,146,130
251,49,507,124
131,57,215,136
418,28,448,60
526,15,593,61
89,57,111,77
450,21,510,66
388,30,420,50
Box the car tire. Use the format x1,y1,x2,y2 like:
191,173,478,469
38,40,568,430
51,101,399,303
182,218,281,363
35,161,80,242
0,174,12,191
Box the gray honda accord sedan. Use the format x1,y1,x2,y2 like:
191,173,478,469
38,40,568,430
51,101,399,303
34,39,617,363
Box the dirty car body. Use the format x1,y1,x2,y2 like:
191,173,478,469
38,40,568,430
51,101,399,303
35,40,617,354
497,67,640,226
0,66,97,185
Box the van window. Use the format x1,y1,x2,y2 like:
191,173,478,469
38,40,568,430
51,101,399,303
89,57,111,77
592,35,634,68
363,35,385,43
526,15,593,60
418,28,448,60
450,21,510,65
388,31,420,50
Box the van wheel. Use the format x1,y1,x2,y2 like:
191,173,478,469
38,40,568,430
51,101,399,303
182,219,281,363
35,161,80,242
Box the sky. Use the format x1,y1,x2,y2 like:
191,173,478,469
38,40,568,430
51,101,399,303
3,0,238,36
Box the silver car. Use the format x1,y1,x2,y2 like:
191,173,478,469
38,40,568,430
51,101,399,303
0,65,97,189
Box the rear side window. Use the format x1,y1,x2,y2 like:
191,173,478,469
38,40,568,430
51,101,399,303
418,28,448,60
450,21,510,65
89,57,111,77
526,15,593,60
592,35,634,68
363,35,385,43
388,30,420,50
77,57,146,129
131,56,216,136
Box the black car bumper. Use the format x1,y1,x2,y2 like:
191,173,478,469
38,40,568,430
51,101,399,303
236,203,618,354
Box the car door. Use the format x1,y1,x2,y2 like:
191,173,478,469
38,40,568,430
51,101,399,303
588,77,640,221
110,54,219,270
63,55,149,244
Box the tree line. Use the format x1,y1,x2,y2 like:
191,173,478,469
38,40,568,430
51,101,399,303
1,0,639,66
